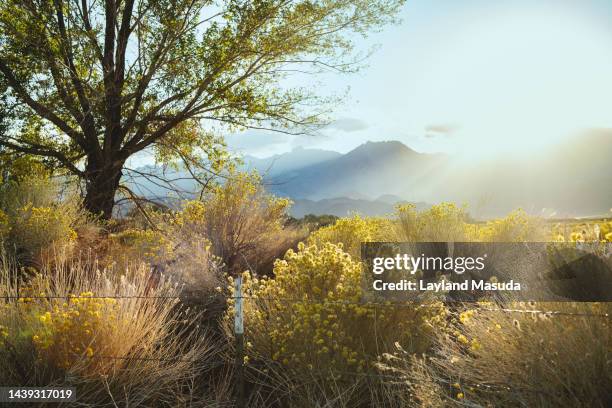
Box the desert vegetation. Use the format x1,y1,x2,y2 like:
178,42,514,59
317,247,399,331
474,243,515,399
0,173,610,407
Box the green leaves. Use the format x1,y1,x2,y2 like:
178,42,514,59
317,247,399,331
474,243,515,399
0,0,404,215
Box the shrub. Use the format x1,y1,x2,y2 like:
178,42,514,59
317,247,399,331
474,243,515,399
175,172,304,275
0,176,58,212
106,227,172,266
226,242,447,405
381,302,612,407
553,220,612,243
394,204,548,243
468,209,547,242
286,214,340,230
0,255,212,406
599,221,612,241
10,204,79,257
307,215,392,258
394,203,470,242
104,209,224,302
103,172,298,296
0,153,50,182
0,177,91,264
0,209,9,241
31,292,119,372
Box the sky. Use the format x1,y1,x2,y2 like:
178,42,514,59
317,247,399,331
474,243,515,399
227,0,612,159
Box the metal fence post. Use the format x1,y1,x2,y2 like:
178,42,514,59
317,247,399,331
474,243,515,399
234,276,245,408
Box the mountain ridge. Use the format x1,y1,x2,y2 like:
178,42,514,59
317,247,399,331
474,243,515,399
261,134,611,218
129,133,612,218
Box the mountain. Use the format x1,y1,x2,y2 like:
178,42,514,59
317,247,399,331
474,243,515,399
242,147,341,177
376,194,407,204
267,141,447,200
243,143,439,217
264,134,612,218
125,147,341,201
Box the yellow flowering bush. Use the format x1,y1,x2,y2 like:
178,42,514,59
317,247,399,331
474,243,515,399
599,221,612,241
31,292,119,372
0,324,8,347
0,177,90,261
176,200,207,225
107,228,172,265
307,215,392,258
552,220,612,242
228,242,447,378
468,209,546,242
394,203,470,242
0,209,9,241
10,204,78,255
394,203,550,243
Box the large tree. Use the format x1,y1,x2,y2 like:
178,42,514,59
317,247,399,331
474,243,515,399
0,0,403,218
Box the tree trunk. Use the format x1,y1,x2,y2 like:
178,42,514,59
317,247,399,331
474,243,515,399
83,159,124,220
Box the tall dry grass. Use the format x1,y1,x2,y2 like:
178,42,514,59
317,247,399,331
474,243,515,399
245,360,404,408
379,302,611,407
0,252,215,407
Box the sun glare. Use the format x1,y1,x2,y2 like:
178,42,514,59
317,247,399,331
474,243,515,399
417,4,612,158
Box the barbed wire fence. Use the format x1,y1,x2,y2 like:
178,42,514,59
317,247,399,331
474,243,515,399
2,278,611,407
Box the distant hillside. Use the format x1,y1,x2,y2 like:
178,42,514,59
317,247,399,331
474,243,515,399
290,197,430,218
430,130,612,218
267,141,447,200
264,134,611,218
242,147,341,177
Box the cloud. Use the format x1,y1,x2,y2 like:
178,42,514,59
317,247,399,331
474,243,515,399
424,123,459,138
326,117,369,132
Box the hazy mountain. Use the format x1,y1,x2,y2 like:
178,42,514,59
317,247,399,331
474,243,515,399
242,146,341,177
376,194,407,204
124,164,198,200
265,133,612,218
267,141,447,200
429,130,612,218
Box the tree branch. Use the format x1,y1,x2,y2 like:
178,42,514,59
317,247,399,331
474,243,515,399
0,138,84,176
0,59,86,147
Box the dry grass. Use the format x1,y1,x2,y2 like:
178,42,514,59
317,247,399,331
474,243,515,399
380,302,612,407
246,361,395,408
0,252,216,407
